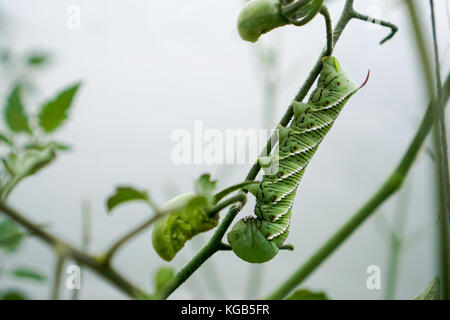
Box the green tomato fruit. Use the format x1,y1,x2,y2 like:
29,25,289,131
237,0,288,42
151,193,219,261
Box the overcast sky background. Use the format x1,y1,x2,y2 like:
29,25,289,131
0,0,449,299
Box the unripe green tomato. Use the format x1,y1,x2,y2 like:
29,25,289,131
237,0,288,42
151,193,218,261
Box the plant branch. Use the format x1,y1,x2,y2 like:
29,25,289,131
320,6,333,56
351,11,398,44
0,201,151,299
72,200,91,300
101,213,165,265
51,254,65,300
385,183,411,300
213,181,257,204
405,0,450,300
266,73,450,300
429,0,450,300
207,193,247,218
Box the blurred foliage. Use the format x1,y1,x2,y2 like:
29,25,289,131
106,186,150,213
25,52,48,67
286,289,329,300
0,47,81,299
415,277,440,300
0,289,27,300
0,218,24,252
11,267,46,282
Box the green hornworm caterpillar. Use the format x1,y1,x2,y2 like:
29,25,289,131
237,0,324,42
152,193,219,261
227,56,369,263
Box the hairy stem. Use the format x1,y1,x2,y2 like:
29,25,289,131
320,6,333,57
266,74,450,300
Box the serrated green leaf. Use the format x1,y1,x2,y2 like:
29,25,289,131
3,147,56,179
11,267,46,282
106,186,149,213
3,85,32,134
38,82,81,133
26,53,48,66
24,141,71,152
48,141,71,151
0,219,25,252
0,290,27,300
415,277,440,300
286,289,329,300
154,266,174,293
0,132,13,146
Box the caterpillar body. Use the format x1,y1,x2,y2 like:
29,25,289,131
227,56,369,263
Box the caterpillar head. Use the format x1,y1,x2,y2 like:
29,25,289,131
319,56,359,97
237,0,289,42
227,217,279,263
322,56,340,73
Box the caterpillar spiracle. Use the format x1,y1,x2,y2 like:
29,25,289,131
227,56,369,263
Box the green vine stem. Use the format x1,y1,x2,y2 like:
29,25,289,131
213,181,257,204
266,74,450,300
72,200,91,300
320,6,333,57
428,0,450,300
51,254,65,300
405,0,450,299
155,0,399,300
207,193,247,218
0,201,151,299
352,11,398,44
0,191,247,298
101,207,175,265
